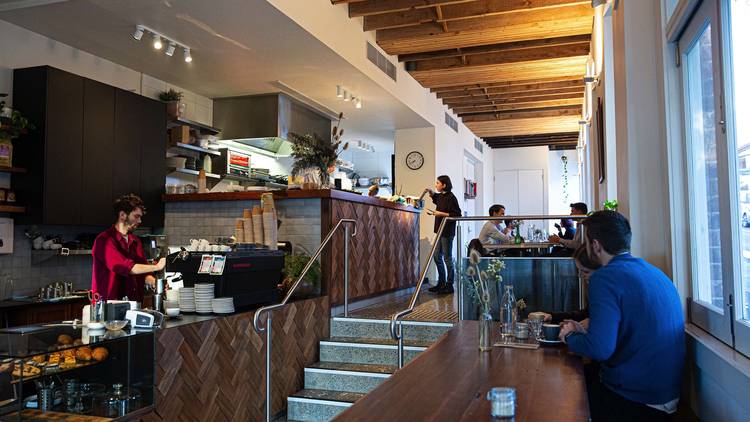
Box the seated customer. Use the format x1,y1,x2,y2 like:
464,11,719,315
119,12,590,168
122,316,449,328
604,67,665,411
549,202,588,249
561,211,685,422
478,204,512,246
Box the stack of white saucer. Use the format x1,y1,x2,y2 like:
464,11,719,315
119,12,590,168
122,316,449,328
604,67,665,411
179,288,195,313
194,284,215,314
212,297,235,314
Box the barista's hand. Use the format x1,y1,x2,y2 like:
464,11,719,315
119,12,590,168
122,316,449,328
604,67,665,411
144,275,156,290
155,258,166,272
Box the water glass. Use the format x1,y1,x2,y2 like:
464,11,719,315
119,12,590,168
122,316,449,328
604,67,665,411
527,319,543,340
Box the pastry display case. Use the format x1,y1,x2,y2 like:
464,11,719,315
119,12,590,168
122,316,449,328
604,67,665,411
0,324,154,420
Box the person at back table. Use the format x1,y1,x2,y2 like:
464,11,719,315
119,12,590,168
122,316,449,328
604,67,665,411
549,202,587,249
560,211,685,422
478,204,513,247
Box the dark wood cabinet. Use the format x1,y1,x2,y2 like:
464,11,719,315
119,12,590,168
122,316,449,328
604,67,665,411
12,66,166,228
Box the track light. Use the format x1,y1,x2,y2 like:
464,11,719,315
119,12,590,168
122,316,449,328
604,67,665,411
355,98,362,109
343,91,350,101
183,48,192,63
153,34,162,50
132,25,144,41
336,85,343,98
165,42,176,57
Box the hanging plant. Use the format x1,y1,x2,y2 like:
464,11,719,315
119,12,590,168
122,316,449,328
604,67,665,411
561,155,569,205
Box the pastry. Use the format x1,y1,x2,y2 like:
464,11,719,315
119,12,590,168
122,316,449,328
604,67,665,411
48,353,61,365
92,347,108,362
62,355,77,369
32,355,46,364
12,365,41,378
62,349,75,359
75,347,92,362
57,334,73,345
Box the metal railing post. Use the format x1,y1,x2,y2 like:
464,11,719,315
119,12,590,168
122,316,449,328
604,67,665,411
456,221,463,321
397,321,404,369
265,312,272,422
344,224,350,317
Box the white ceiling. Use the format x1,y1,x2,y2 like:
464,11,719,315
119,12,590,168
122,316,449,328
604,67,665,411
0,0,430,145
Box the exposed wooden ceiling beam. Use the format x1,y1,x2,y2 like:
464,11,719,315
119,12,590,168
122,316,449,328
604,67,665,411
399,34,590,62
487,139,578,149
465,115,581,137
376,4,594,55
431,76,583,94
411,55,588,88
406,41,589,72
484,132,580,143
332,0,368,4
461,105,581,122
349,0,475,18
445,92,583,108
362,0,589,31
452,98,583,115
437,79,584,99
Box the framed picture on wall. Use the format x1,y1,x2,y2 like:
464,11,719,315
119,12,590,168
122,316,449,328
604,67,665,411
597,97,606,184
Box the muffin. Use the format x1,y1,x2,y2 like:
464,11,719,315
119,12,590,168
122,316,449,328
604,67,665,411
75,347,92,362
92,347,109,362
57,334,73,345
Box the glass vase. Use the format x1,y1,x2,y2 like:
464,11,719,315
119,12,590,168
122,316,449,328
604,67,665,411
479,310,493,351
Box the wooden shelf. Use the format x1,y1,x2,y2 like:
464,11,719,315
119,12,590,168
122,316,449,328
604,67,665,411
168,168,221,179
0,166,26,174
31,249,92,257
167,117,221,135
0,205,25,213
168,143,221,156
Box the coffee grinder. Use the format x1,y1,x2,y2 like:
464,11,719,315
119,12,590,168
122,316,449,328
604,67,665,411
141,235,168,311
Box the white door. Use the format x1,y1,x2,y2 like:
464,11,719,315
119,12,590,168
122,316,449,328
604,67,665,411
518,170,545,215
494,171,519,214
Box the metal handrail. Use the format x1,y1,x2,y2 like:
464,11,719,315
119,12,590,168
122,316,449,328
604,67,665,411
389,214,588,368
252,218,356,422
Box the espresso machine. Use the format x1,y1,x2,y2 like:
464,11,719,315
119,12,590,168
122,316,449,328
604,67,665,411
141,235,168,311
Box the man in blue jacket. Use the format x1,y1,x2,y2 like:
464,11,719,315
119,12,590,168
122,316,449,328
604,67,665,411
561,211,685,422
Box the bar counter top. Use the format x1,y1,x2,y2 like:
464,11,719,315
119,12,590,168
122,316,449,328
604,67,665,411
163,189,421,213
336,321,589,422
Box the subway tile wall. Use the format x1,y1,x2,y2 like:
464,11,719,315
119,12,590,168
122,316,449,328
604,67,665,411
164,199,322,254
0,225,102,297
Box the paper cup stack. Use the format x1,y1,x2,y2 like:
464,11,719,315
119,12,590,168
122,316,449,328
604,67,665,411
212,297,235,314
194,283,215,314
235,219,245,243
261,193,278,250
252,206,264,246
243,208,255,244
179,288,196,313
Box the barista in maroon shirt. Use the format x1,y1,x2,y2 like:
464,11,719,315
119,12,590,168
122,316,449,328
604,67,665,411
91,194,165,302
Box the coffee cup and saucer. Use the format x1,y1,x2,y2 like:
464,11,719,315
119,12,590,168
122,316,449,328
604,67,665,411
538,324,564,345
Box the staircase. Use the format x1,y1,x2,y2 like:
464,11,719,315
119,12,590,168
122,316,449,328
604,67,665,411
286,316,454,421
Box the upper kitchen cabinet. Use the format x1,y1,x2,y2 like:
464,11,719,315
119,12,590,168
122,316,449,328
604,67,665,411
12,66,166,228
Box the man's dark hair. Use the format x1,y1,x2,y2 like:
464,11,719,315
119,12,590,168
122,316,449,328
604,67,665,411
573,245,601,271
114,194,146,219
582,210,631,255
570,202,588,214
437,175,453,192
489,204,505,215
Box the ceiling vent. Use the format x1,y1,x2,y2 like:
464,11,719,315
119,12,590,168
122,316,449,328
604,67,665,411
474,139,484,153
445,112,458,132
367,42,397,81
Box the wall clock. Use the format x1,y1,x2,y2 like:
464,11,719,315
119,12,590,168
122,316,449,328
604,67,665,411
406,151,424,170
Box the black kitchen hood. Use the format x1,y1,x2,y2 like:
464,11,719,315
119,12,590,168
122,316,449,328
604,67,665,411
212,93,332,157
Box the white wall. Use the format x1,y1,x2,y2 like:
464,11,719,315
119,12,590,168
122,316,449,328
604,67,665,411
492,146,550,215
548,150,582,216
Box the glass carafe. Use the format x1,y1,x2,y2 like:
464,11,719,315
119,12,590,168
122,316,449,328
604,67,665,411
500,285,517,338
94,383,129,417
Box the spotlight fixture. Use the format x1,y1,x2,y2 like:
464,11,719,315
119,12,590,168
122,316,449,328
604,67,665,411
152,34,163,50
343,91,350,101
183,48,192,63
165,42,176,57
132,25,144,41
355,98,362,109
336,85,343,98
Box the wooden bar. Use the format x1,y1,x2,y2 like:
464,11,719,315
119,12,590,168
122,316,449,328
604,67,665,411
336,321,589,421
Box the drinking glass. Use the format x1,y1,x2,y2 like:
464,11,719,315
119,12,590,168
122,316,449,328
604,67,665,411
527,319,543,341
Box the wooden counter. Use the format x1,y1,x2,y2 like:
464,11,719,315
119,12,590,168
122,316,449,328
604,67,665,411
336,321,589,422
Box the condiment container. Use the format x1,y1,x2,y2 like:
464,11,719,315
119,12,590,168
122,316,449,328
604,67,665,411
514,322,528,340
487,387,516,418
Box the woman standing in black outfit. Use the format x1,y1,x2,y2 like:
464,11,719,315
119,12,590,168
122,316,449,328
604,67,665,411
424,175,462,294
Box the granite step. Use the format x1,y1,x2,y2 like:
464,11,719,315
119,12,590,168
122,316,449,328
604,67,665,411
287,389,364,422
319,337,429,366
330,316,454,342
304,362,396,394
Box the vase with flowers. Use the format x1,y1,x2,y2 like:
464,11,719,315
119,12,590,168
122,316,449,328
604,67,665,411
465,250,505,351
289,112,349,189
0,95,35,167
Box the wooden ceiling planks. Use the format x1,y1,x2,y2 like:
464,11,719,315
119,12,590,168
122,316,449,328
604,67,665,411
332,0,592,143
484,132,579,149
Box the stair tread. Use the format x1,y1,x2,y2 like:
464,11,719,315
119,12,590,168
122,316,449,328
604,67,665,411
307,361,397,374
323,336,432,348
289,388,365,404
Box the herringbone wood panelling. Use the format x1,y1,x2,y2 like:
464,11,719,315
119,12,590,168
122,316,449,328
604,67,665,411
140,296,329,422
322,199,420,305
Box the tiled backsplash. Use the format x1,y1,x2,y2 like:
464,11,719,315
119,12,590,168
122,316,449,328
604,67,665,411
165,199,322,254
0,225,102,296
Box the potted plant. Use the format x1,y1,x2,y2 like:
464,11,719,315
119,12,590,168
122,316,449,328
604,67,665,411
0,96,35,167
158,89,184,119
280,253,321,299
289,112,349,189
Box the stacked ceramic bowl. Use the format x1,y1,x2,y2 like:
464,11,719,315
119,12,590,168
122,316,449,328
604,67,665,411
179,288,196,313
194,284,215,314
212,298,235,314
